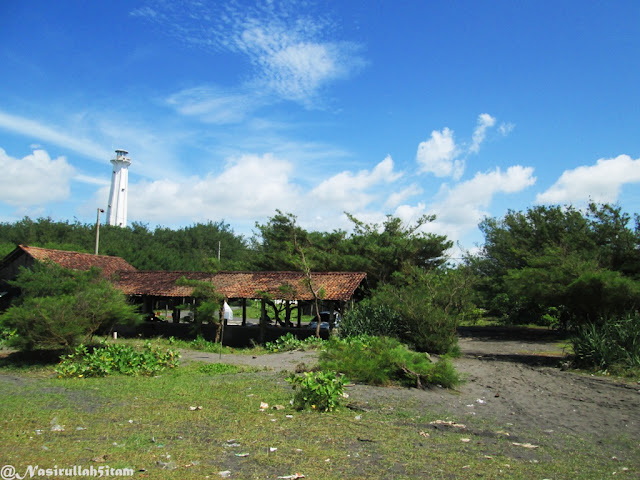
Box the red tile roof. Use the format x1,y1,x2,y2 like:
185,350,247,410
115,271,366,301
18,245,137,278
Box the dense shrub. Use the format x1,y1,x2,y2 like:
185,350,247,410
571,313,640,376
338,268,472,355
286,370,349,412
338,300,402,338
1,263,141,350
56,341,180,378
365,267,473,354
319,335,460,389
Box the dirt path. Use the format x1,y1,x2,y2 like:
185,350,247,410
180,330,640,448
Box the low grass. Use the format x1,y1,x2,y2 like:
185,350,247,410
1,347,637,479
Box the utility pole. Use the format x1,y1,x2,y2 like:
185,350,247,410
95,208,105,255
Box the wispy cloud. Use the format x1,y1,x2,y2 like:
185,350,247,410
166,86,260,124
132,0,366,110
470,113,496,154
536,154,640,205
0,111,110,161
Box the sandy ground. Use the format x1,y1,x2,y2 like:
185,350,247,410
180,329,640,449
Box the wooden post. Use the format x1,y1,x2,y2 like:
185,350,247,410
297,301,302,327
259,298,266,343
242,298,247,326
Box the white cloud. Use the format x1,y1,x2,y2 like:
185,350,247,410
385,184,422,209
423,165,537,241
469,113,496,154
416,127,462,178
0,148,75,206
536,154,640,205
310,155,401,211
123,153,300,224
0,110,110,161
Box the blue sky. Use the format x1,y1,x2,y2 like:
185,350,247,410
1,0,639,253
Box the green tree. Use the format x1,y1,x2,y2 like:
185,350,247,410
250,211,306,271
175,276,225,340
342,214,452,288
367,266,475,354
472,203,640,326
0,262,141,350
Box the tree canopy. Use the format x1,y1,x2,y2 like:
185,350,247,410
0,217,250,271
1,262,141,350
250,211,452,289
472,203,640,326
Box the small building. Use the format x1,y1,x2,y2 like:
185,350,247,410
114,270,367,326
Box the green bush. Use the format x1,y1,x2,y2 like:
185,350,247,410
319,335,460,389
571,313,640,376
55,341,180,378
1,263,141,351
286,370,349,412
338,300,402,338
264,333,324,352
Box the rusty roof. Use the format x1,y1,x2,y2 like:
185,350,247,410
17,245,137,277
114,270,366,301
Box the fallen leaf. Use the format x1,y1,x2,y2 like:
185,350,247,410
419,431,430,438
512,442,539,449
430,420,466,429
91,455,107,463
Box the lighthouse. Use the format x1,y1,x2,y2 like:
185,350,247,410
106,149,131,227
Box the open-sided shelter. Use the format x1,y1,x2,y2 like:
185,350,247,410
114,270,367,326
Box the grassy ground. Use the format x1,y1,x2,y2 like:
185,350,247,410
0,346,635,479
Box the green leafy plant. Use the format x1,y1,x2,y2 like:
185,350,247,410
55,341,180,378
571,313,640,376
0,326,17,346
286,370,349,412
319,335,460,389
264,333,324,352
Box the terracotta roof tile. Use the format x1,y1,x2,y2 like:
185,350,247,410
115,271,366,301
19,245,136,278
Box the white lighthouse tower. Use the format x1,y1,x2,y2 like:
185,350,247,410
106,149,131,227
